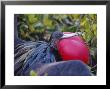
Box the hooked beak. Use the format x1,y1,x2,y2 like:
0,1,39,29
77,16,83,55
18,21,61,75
61,33,78,39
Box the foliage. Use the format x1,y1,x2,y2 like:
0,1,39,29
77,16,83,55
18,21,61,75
16,14,97,75
30,70,37,76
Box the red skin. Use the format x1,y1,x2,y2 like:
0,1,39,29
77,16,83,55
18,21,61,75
57,32,90,64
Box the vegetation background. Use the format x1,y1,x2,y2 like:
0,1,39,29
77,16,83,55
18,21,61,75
16,14,97,75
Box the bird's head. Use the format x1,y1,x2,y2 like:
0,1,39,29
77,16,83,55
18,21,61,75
49,31,79,49
49,31,63,49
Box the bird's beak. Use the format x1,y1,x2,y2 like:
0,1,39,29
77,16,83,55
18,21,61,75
61,33,78,39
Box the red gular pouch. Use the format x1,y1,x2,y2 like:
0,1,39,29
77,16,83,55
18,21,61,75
57,32,90,64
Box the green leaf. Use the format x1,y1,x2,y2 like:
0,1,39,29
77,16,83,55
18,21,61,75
30,70,37,76
28,14,38,24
